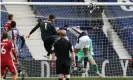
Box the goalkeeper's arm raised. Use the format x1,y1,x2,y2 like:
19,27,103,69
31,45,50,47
27,22,40,38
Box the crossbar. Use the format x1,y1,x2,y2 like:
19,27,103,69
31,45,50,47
0,2,133,6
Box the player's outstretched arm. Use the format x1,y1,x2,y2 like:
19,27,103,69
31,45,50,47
70,44,76,67
71,51,76,67
27,22,40,38
19,36,25,52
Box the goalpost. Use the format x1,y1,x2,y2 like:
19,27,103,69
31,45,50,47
1,1,133,79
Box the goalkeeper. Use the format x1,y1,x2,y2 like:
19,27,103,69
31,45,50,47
77,39,102,77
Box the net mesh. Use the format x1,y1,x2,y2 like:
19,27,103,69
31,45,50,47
1,1,133,79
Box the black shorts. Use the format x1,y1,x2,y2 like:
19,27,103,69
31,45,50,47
131,62,133,69
56,59,71,75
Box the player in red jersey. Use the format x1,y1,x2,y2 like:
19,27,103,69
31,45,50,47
1,32,18,80
4,14,14,32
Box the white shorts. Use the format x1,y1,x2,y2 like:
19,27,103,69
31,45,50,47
75,36,90,49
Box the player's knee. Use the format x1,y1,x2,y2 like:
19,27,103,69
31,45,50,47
89,58,96,65
64,74,70,79
1,74,4,79
12,71,18,76
66,78,70,80
1,72,6,78
74,48,80,53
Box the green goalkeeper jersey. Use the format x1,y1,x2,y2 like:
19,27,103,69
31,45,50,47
78,39,94,61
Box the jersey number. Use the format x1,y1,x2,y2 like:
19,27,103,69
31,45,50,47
1,46,6,54
45,23,47,30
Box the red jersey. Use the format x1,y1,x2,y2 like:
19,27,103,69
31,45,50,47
4,21,12,32
1,39,14,61
1,39,18,75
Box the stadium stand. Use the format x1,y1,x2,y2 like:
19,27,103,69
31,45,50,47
104,0,133,55
30,0,118,59
1,0,133,77
1,5,33,60
1,5,8,29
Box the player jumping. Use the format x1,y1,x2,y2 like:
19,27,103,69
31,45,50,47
4,14,14,32
2,21,25,80
27,14,58,59
8,21,25,53
67,26,102,76
77,39,103,77
67,26,89,70
1,32,18,80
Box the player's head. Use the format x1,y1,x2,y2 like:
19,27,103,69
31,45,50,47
48,14,56,21
8,14,14,21
64,24,69,28
11,21,16,28
1,31,9,40
59,30,67,38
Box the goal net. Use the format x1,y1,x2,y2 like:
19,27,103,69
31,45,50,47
1,1,133,79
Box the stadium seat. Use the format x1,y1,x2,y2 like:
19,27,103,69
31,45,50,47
30,0,118,59
105,5,133,55
1,5,33,60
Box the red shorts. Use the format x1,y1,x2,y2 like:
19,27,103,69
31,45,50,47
1,60,17,75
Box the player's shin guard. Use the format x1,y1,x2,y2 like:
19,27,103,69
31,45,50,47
84,57,88,68
92,63,99,73
66,78,70,80
75,56,78,68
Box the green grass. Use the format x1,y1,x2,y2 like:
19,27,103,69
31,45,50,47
7,77,133,80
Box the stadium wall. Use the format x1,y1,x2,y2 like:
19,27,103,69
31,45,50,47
20,59,133,77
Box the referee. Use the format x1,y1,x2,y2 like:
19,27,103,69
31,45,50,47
51,30,76,80
27,14,58,58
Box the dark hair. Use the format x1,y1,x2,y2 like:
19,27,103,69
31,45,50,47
11,21,16,28
64,24,69,28
8,14,13,20
37,18,42,22
49,14,56,20
2,31,8,40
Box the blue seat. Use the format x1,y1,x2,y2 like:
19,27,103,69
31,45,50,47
30,0,118,59
105,1,133,55
1,6,33,60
